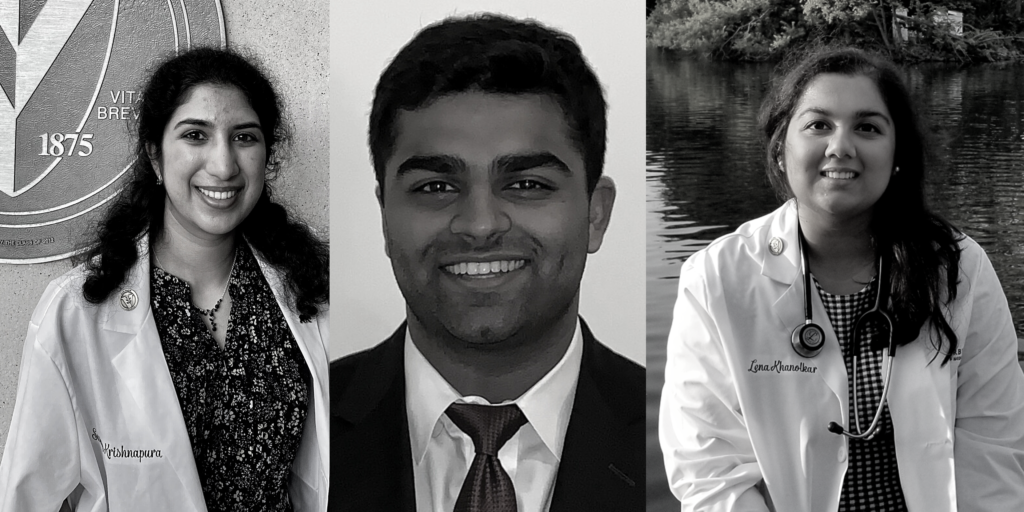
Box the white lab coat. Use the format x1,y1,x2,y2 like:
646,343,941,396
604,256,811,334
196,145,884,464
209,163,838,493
0,239,329,512
660,200,1024,512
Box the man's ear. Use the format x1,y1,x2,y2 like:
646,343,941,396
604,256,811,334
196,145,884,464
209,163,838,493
376,183,390,258
587,175,616,253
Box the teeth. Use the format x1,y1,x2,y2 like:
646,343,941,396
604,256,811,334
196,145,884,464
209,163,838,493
445,260,526,276
823,171,856,180
199,188,238,200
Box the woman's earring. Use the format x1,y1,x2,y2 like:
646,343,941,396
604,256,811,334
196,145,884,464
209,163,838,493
155,173,163,185
777,160,785,173
894,166,900,175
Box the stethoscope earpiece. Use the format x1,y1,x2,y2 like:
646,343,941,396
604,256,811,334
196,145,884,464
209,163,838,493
791,322,825,358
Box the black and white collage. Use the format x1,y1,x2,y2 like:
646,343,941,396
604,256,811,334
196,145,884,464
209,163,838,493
0,1,1022,511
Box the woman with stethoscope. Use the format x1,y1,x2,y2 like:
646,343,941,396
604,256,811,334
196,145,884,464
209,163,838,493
659,47,1024,512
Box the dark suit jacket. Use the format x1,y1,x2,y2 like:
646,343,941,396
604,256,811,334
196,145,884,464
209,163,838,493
328,319,644,511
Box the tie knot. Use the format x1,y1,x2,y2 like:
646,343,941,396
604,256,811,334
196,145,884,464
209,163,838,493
446,403,526,456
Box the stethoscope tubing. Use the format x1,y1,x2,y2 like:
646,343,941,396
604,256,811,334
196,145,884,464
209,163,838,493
843,342,895,440
793,223,897,440
792,224,827,358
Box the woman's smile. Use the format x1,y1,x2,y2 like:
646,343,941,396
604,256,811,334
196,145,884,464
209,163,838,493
195,185,245,209
197,186,241,201
820,168,859,180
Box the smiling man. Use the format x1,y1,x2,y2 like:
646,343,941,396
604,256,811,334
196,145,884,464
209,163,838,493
329,14,643,512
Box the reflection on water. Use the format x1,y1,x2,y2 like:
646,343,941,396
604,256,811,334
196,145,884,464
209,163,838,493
646,47,1024,510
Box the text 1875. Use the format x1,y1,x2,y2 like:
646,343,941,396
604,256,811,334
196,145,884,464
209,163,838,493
39,133,94,157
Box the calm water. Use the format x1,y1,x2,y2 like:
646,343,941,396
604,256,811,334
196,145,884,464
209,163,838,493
646,47,1024,510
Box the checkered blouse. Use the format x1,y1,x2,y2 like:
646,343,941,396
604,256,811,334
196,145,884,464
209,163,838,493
815,276,908,512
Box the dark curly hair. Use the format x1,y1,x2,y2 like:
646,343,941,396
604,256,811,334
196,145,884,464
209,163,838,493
758,46,962,364
75,47,328,321
369,13,606,199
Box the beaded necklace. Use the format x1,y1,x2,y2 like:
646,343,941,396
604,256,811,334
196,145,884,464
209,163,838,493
154,248,236,333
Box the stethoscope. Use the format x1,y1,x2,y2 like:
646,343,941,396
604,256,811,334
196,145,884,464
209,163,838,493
790,224,898,440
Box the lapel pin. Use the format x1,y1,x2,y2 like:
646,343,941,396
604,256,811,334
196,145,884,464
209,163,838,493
768,237,785,256
119,289,139,311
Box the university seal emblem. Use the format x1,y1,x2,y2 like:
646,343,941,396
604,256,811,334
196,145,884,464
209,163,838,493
0,0,225,262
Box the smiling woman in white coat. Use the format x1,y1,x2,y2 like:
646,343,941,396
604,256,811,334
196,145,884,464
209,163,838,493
659,47,1024,512
0,48,329,511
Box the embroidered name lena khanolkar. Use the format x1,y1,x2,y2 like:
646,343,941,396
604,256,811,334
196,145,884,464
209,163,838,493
747,359,818,374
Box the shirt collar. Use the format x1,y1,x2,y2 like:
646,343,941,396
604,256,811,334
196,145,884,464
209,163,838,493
404,319,583,464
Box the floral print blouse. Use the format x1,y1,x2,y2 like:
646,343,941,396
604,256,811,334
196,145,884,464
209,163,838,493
151,244,310,511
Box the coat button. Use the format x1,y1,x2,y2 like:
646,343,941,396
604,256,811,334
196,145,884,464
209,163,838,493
769,237,785,256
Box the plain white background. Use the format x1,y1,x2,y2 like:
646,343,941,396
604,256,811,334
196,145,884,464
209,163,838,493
329,0,645,365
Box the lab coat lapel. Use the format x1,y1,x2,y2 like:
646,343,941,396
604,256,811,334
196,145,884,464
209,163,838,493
106,241,206,512
255,252,329,508
888,331,955,511
763,201,849,422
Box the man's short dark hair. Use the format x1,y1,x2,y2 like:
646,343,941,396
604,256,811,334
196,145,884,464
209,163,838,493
369,14,606,196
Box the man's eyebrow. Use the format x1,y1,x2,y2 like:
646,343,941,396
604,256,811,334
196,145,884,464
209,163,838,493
492,152,572,175
395,155,467,177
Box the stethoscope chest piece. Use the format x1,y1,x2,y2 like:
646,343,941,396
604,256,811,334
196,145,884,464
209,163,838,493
792,322,825,358
792,223,826,359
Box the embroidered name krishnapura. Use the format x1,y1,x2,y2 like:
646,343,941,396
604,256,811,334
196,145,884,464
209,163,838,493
91,428,163,462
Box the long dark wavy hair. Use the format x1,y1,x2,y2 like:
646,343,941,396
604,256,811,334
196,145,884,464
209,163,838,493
75,47,328,321
758,47,962,364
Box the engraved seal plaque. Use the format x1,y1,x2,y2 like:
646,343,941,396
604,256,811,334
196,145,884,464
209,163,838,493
0,0,225,262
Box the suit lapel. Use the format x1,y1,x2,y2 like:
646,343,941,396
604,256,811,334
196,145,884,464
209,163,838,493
330,324,416,511
550,322,644,511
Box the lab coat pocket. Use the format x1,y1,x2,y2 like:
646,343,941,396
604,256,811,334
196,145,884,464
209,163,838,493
97,339,205,511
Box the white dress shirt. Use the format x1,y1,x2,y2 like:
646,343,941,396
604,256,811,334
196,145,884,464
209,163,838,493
405,322,583,512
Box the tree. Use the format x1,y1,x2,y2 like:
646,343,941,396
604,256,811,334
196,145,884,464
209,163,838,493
802,0,902,50
646,0,1024,62
647,0,803,60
